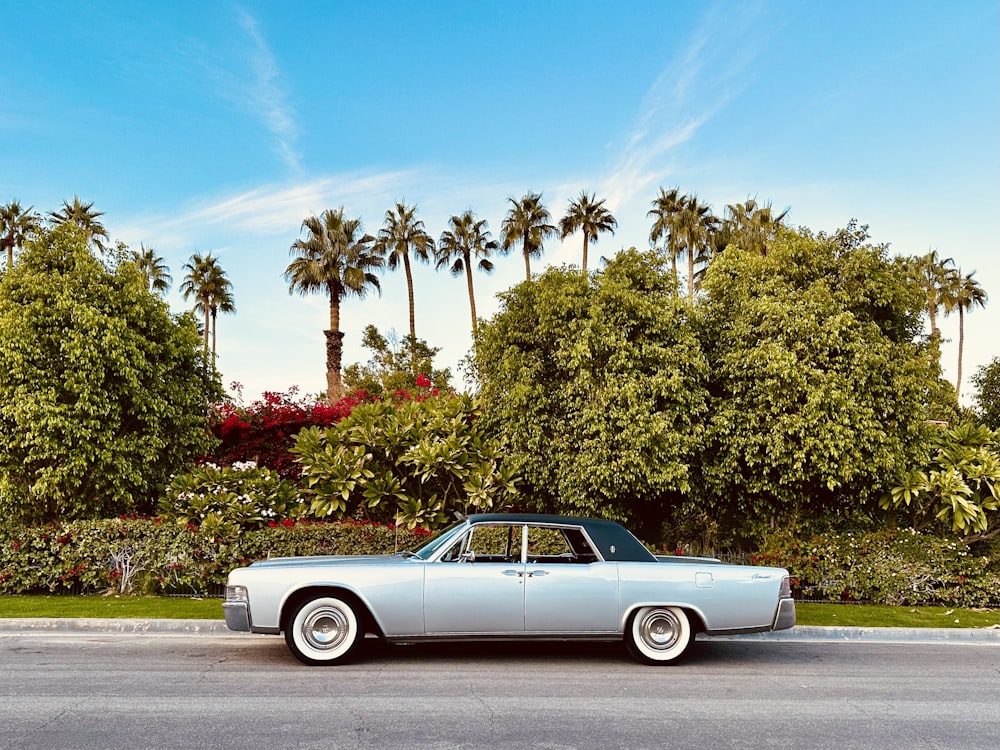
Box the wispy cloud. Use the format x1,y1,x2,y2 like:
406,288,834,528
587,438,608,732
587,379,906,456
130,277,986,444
600,1,776,213
116,169,418,250
233,6,303,175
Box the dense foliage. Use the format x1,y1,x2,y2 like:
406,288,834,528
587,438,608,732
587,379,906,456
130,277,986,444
757,528,1000,607
159,461,305,537
292,392,519,528
883,423,1000,538
476,249,709,536
973,357,1000,430
208,385,375,479
0,518,432,596
694,228,941,541
342,324,452,397
0,226,219,523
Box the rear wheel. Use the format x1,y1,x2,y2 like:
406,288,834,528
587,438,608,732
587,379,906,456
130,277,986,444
625,606,692,665
285,595,362,666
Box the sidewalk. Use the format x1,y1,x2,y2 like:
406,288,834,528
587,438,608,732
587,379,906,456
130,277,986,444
1,618,999,643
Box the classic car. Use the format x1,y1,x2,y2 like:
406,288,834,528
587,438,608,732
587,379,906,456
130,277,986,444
224,513,795,665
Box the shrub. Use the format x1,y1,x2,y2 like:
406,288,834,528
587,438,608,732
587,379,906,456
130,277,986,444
757,528,1000,607
0,518,434,596
208,385,376,479
158,461,306,537
292,392,519,529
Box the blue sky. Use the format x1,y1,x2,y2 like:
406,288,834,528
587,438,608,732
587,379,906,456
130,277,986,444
3,1,998,403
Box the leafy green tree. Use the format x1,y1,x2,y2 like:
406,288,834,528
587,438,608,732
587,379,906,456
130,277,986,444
373,202,434,352
343,324,452,397
0,225,219,524
942,269,988,399
131,244,172,295
558,191,617,274
501,191,556,281
1,200,40,270
48,196,109,255
181,252,235,367
291,393,519,529
285,208,382,403
435,210,498,344
695,228,940,541
972,358,1000,430
476,249,709,536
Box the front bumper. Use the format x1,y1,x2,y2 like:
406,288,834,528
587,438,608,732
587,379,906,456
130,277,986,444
223,601,251,632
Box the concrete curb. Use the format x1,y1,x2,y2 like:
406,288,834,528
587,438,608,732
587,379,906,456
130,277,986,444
703,625,1000,644
1,619,999,643
0,618,237,635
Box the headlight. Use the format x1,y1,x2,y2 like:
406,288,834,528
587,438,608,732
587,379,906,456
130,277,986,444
226,585,249,602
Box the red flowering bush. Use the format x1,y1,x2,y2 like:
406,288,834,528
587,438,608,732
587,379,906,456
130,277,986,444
207,384,377,479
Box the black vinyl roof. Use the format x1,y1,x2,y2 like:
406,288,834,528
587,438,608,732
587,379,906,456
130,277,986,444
464,513,656,563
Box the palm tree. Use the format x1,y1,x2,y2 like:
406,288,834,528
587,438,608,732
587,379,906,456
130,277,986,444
181,253,235,367
942,269,988,398
48,196,109,254
285,208,382,403
435,210,498,344
648,187,685,288
724,197,789,256
1,200,40,270
558,191,617,274
501,192,556,281
912,249,955,339
131,244,172,295
671,194,716,302
373,202,434,347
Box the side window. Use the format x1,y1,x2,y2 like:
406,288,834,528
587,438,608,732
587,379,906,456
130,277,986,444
526,526,598,563
441,524,522,562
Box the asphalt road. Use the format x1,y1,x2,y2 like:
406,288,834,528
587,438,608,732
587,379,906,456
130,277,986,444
1,631,998,750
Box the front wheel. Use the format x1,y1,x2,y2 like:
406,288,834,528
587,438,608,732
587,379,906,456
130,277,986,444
285,595,362,666
625,606,692,665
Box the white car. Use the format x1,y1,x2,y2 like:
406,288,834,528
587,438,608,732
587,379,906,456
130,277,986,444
224,513,795,665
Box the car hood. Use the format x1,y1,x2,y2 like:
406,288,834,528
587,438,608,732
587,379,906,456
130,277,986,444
248,554,412,569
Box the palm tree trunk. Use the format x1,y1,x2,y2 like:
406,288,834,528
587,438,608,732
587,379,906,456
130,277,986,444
403,253,418,376
464,252,478,345
523,240,531,282
202,308,210,364
582,235,589,274
210,306,218,373
687,247,695,303
956,307,965,398
326,296,343,404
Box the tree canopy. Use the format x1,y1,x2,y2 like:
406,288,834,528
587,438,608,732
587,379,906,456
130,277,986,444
476,249,709,536
694,227,942,538
0,225,220,523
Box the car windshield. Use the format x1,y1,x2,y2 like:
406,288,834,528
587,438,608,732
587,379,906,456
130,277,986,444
411,520,468,560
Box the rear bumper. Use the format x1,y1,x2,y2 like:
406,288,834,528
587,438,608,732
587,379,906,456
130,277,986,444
223,601,251,632
772,598,796,631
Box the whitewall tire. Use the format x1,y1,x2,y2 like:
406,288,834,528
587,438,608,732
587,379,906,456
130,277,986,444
626,606,692,665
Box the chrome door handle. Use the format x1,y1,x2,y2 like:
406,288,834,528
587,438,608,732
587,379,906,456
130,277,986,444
503,569,521,576
527,570,548,577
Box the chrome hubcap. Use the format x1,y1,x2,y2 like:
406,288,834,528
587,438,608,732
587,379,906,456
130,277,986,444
639,609,680,651
302,606,350,651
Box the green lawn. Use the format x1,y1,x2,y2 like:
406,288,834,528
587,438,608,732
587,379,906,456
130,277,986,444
0,595,224,620
1,595,998,628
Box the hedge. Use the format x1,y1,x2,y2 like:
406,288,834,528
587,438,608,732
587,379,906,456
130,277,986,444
756,528,1000,607
0,518,433,597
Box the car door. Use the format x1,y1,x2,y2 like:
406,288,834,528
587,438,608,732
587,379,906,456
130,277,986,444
423,523,526,634
522,525,619,633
